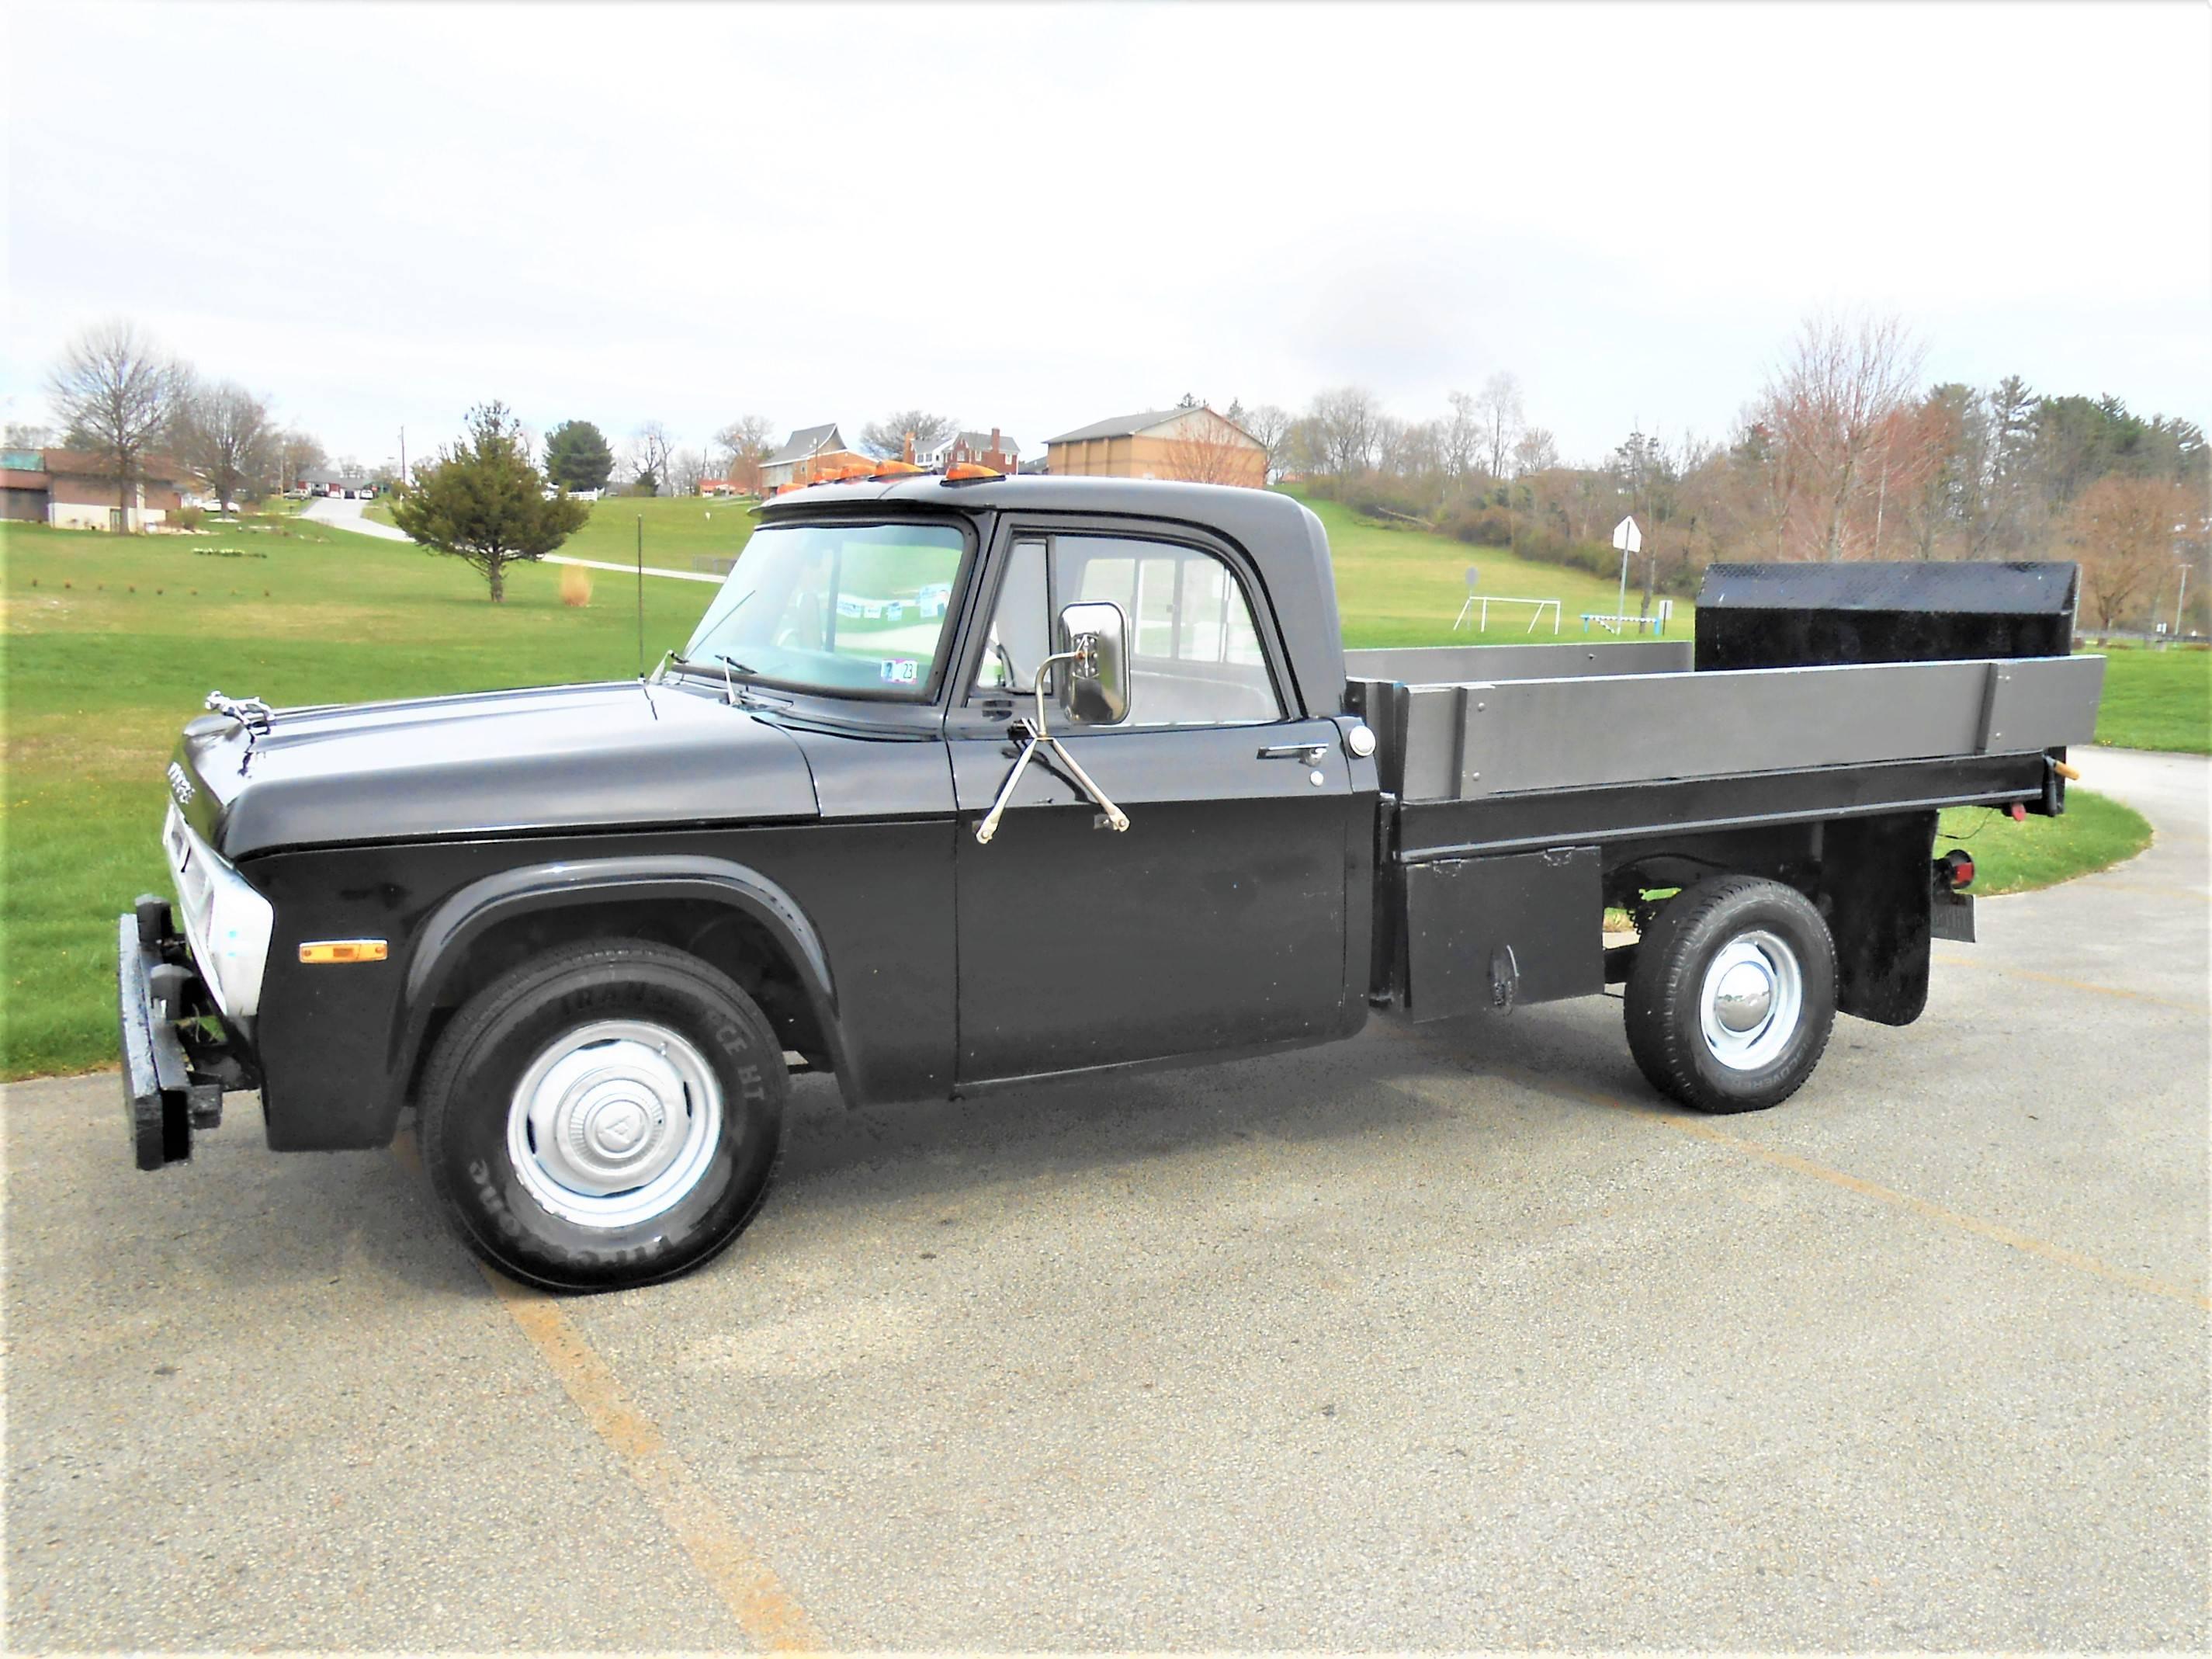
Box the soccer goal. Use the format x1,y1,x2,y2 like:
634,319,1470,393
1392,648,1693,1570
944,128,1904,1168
1452,594,1563,634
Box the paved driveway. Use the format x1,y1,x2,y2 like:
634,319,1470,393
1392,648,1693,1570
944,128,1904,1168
300,494,412,542
5,750,2204,1650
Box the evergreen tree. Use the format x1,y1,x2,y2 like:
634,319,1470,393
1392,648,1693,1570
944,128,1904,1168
543,419,615,493
390,403,589,602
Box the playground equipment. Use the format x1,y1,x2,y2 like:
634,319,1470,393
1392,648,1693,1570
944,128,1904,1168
1579,599,1675,637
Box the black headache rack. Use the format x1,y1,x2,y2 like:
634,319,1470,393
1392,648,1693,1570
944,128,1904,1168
118,897,259,1171
1344,561,2103,1024
1694,560,2079,669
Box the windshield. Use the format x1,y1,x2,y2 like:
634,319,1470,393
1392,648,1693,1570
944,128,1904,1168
681,520,969,697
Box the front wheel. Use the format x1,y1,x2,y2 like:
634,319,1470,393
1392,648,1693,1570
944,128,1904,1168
418,939,788,1292
1624,876,1837,1114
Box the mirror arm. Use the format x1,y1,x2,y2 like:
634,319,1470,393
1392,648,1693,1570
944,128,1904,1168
974,647,1132,844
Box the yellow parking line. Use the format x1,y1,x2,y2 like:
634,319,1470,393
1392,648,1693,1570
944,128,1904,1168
394,1131,824,1650
1931,956,2210,1015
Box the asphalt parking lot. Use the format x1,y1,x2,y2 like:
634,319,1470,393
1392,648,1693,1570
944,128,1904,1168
5,748,2205,1650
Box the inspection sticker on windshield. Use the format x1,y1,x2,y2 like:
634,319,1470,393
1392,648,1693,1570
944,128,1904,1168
879,658,920,685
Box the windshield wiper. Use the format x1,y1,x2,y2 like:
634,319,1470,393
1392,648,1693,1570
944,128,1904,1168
664,648,764,707
710,651,758,706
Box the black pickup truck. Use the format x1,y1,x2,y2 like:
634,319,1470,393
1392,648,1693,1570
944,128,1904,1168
120,476,2103,1290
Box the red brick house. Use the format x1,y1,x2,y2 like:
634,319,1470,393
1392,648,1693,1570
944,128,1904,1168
1,449,189,529
920,428,1020,474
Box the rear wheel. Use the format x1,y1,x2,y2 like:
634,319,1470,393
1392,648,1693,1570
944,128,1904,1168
418,939,787,1292
1624,876,1836,1114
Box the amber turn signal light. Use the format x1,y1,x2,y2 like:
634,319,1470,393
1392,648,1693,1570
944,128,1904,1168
299,939,389,965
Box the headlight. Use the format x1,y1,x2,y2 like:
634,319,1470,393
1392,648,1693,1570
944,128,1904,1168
163,804,274,1018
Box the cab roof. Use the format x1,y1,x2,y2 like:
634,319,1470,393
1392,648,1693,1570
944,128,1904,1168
755,474,1346,719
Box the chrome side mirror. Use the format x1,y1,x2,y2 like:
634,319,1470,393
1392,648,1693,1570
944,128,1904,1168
1056,601,1129,725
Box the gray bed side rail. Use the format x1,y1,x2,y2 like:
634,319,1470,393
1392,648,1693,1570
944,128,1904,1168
1344,640,1692,684
1355,654,2105,802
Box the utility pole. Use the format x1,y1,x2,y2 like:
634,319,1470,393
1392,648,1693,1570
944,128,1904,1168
399,426,407,488
2176,560,2191,642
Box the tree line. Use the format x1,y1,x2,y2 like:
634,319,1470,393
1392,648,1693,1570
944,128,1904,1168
1254,315,2209,634
40,313,2206,633
31,321,332,515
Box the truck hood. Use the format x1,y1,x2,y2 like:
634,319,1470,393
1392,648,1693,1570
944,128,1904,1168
173,682,820,859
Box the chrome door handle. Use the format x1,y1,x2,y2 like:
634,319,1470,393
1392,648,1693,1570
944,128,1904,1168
1257,742,1330,764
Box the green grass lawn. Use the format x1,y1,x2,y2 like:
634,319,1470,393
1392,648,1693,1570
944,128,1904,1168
2090,644,2210,753
1283,490,1680,647
3,517,730,1077
1936,789,2152,894
0,497,2182,1079
364,492,758,571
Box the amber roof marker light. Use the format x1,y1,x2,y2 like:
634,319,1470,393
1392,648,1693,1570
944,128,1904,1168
941,463,1002,484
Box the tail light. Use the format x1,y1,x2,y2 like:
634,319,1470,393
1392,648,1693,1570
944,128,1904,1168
1935,849,1975,891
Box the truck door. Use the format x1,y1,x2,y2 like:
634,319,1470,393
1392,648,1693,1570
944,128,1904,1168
948,528,1359,1085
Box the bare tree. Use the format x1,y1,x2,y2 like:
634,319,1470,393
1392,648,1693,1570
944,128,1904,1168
2069,474,2193,633
1160,408,1264,486
272,428,327,496
4,421,54,449
1443,390,1482,483
1510,426,1559,477
1760,311,1927,560
175,380,274,512
1236,404,1292,481
861,410,957,459
712,415,775,491
628,420,675,494
1309,386,1382,478
669,448,709,495
46,320,189,529
1475,372,1523,480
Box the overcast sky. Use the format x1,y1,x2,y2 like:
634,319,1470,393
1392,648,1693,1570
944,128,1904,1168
5,1,2207,470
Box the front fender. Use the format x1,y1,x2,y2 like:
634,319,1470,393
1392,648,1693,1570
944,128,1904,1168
393,853,847,1091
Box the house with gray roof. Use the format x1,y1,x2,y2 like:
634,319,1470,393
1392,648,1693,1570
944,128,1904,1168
759,423,869,491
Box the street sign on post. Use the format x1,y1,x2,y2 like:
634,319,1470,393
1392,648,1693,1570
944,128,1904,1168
1452,566,1482,630
1611,516,1642,621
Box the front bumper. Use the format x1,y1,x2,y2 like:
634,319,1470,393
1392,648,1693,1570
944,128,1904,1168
117,897,259,1170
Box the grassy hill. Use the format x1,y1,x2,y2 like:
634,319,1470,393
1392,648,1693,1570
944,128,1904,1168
1282,489,1677,648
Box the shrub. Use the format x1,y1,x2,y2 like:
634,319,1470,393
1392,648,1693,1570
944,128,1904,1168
1442,505,1513,547
172,505,205,532
559,563,593,607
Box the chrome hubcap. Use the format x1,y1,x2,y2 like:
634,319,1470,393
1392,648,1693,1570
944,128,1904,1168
507,1020,721,1228
1711,960,1774,1032
1698,930,1803,1071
